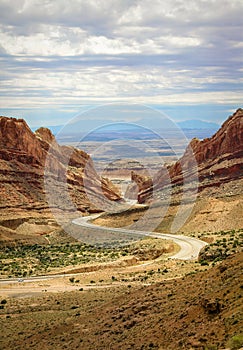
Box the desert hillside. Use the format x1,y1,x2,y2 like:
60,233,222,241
133,108,243,203
0,117,121,244
0,252,242,350
117,109,243,234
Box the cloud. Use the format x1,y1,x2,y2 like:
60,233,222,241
0,0,242,125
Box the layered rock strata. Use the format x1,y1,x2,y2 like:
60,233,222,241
132,109,243,203
0,117,122,213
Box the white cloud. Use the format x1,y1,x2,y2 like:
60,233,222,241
0,63,242,110
0,0,242,122
0,23,202,57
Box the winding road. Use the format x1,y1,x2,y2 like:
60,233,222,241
72,214,207,260
0,213,207,291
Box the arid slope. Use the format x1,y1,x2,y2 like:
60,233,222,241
134,108,243,203
0,117,121,244
0,252,242,350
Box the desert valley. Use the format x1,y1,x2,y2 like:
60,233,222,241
0,108,242,350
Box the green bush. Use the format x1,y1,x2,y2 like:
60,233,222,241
227,334,243,350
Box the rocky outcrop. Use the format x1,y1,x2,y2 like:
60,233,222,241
130,171,153,194
0,117,45,165
133,109,243,203
0,116,122,214
201,297,222,315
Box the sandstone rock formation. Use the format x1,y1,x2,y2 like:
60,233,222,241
0,116,122,215
133,108,243,203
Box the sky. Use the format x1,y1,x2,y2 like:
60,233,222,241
0,0,242,127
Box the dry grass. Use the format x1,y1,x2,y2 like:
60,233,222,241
0,252,242,350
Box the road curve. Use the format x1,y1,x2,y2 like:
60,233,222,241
0,216,207,288
72,215,207,260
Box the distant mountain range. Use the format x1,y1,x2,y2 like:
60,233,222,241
177,120,219,130
31,119,220,143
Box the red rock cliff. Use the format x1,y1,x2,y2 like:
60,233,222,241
134,109,243,203
0,116,122,213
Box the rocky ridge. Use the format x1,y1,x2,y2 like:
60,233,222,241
0,116,122,216
133,108,243,203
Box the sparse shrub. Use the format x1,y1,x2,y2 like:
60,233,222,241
227,334,243,350
1,299,7,305
204,345,217,350
148,270,154,276
69,277,75,283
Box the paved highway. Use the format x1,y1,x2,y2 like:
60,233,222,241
0,214,207,288
72,215,207,260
